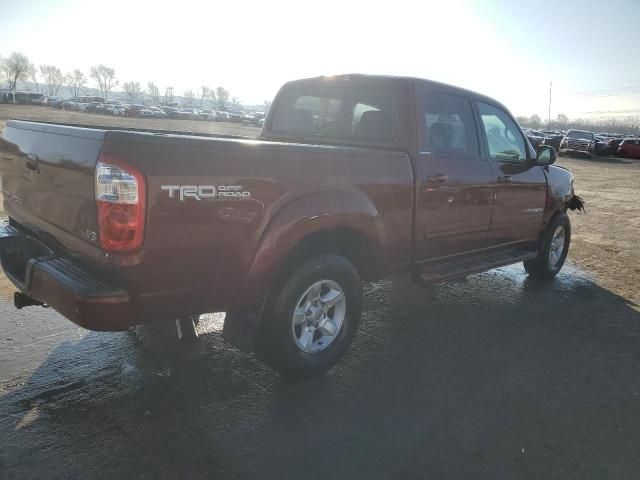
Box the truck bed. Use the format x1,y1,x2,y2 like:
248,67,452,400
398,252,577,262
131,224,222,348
1,119,414,329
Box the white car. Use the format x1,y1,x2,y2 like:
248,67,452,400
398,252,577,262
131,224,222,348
103,104,121,115
215,111,230,121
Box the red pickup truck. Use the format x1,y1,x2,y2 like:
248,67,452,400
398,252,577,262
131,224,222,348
0,74,583,376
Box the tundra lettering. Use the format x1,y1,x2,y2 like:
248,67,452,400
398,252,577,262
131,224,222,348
161,185,250,201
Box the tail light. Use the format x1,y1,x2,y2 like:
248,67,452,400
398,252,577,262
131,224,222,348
95,154,146,252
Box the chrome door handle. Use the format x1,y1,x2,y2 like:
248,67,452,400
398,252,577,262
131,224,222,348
497,175,513,184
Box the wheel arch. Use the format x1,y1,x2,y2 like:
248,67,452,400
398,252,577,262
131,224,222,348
223,190,385,352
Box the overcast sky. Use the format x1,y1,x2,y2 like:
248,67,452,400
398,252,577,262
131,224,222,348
1,0,639,118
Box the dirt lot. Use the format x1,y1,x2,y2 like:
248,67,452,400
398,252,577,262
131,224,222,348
0,104,261,138
1,105,640,479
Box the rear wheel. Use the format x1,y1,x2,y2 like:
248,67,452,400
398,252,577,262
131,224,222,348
255,254,362,377
524,212,571,279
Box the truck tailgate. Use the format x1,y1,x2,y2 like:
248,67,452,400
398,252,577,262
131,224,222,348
1,120,104,253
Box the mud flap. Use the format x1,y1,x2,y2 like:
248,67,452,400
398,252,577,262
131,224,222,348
223,312,257,353
567,194,585,212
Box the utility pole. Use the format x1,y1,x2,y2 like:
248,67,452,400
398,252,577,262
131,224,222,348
548,81,552,126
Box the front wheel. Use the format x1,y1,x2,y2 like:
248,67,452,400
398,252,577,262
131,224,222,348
524,212,571,279
255,254,362,377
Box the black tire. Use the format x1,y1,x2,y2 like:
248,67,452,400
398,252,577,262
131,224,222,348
255,254,362,377
524,212,571,279
176,315,200,343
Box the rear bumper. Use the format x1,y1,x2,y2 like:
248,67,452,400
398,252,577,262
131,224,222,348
0,223,133,331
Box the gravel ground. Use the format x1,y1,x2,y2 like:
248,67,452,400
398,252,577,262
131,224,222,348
1,105,639,479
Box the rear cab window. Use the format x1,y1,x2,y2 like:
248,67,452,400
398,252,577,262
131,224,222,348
268,79,395,145
424,92,480,158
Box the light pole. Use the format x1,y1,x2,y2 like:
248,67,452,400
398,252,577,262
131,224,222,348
548,81,552,126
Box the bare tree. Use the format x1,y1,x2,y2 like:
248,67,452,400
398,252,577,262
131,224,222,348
29,66,40,93
164,86,174,104
66,69,87,98
216,87,230,110
147,82,160,104
518,113,640,137
40,65,65,97
231,96,240,109
200,85,211,106
1,52,33,90
528,114,542,129
264,99,272,113
123,81,143,100
184,90,195,105
208,89,217,109
556,113,569,129
90,64,118,100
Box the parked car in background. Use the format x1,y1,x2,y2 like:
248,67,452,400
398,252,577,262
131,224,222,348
542,131,564,152
179,108,199,120
617,138,640,159
524,129,545,149
242,112,266,127
607,136,625,153
103,103,121,115
139,108,155,118
197,109,215,121
229,111,243,122
594,136,611,156
43,97,60,108
149,106,168,118
112,104,129,116
85,102,103,113
160,106,181,119
559,130,595,157
215,111,230,121
62,100,78,110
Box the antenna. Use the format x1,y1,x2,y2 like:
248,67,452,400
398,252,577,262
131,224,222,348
548,81,552,126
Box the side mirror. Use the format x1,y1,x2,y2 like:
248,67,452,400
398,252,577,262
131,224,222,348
537,145,556,166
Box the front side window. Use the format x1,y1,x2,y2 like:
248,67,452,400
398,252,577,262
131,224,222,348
424,92,479,157
477,101,527,162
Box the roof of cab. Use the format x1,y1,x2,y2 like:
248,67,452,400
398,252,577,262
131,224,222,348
283,73,509,112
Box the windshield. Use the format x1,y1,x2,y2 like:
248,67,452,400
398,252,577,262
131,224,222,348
566,130,594,140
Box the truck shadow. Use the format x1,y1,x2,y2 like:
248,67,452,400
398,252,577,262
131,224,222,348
1,264,640,479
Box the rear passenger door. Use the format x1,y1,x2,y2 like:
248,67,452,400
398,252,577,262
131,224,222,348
474,101,547,246
415,88,495,261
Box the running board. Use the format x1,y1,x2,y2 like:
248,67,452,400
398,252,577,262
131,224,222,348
417,249,538,284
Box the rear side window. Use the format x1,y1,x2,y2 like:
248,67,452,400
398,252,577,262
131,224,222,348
424,92,479,157
270,83,393,143
476,101,527,162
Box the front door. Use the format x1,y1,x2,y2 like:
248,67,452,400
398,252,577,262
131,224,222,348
416,88,495,261
474,101,547,246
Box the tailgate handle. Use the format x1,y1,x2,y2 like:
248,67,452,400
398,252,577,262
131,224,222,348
25,154,39,172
